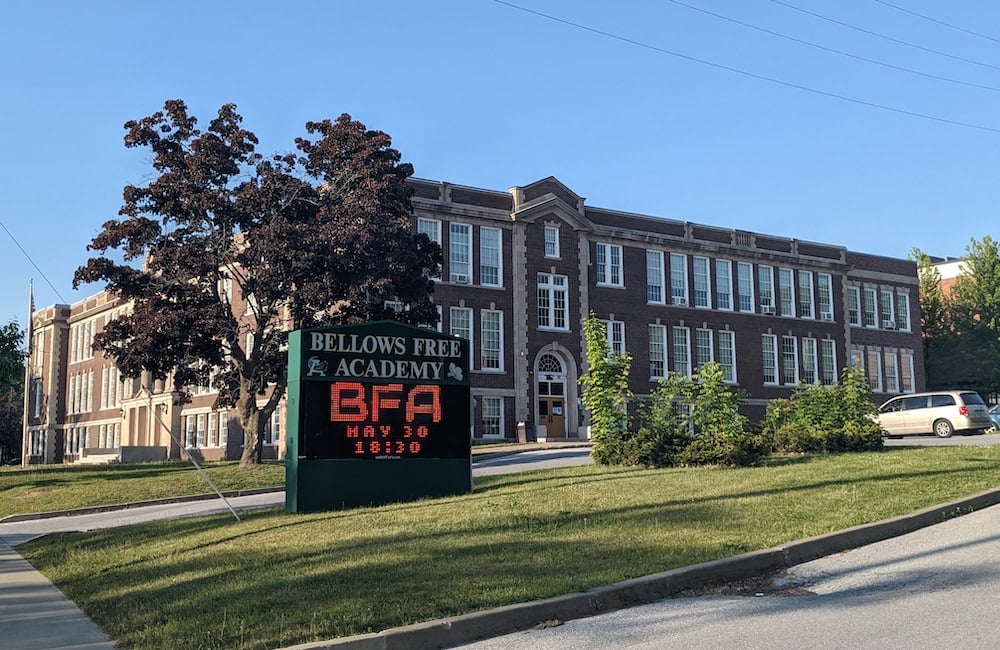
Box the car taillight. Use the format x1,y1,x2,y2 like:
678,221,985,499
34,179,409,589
960,405,969,416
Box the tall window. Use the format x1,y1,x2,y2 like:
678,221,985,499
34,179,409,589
672,326,691,377
778,268,795,317
802,338,818,384
759,265,775,312
798,270,814,319
820,340,837,385
718,330,736,382
715,260,733,310
480,227,502,287
863,288,878,328
481,397,503,437
602,320,626,356
544,225,560,258
737,262,755,312
418,218,442,244
670,253,688,305
851,346,865,370
481,310,503,371
847,285,861,326
762,334,778,384
537,273,569,330
817,273,833,320
450,307,472,345
695,328,713,368
596,243,623,287
646,250,664,304
782,335,799,385
693,256,711,308
449,223,471,283
880,289,895,328
649,324,668,379
896,292,911,331
884,351,899,393
900,351,915,392
867,348,882,392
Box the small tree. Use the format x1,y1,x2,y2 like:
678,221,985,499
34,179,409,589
74,101,441,466
580,315,632,465
763,366,882,453
0,321,26,463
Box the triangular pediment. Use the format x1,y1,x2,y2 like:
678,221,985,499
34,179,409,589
509,177,593,231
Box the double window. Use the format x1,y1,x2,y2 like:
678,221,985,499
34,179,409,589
596,243,623,287
538,273,569,331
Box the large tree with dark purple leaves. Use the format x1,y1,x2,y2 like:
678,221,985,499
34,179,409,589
75,100,441,466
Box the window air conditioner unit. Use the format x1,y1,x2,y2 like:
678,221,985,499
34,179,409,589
672,296,688,306
452,274,470,284
761,305,776,315
820,312,834,321
883,320,897,330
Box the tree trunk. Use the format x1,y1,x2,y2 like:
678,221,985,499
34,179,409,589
237,385,262,468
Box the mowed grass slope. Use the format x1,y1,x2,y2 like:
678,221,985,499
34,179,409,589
0,462,284,518
15,446,1000,650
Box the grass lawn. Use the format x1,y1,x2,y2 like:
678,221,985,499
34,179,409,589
0,461,285,518
13,446,1000,650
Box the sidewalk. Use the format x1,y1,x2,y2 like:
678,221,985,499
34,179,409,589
0,538,115,650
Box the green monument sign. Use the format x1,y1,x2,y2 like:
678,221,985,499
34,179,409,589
285,321,472,512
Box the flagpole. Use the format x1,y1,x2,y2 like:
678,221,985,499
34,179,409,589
21,279,33,467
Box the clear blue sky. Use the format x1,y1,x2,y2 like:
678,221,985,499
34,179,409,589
3,0,999,328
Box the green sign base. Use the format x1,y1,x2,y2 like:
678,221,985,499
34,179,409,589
286,458,472,513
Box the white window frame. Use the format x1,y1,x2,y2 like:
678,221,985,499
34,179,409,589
481,309,503,371
900,351,915,393
715,260,733,311
695,328,714,369
649,324,668,379
544,225,560,259
817,273,834,321
418,217,442,244
863,288,878,328
693,256,711,308
880,289,896,329
450,307,473,357
737,262,755,313
481,396,504,437
762,334,779,385
896,292,911,332
782,335,799,386
480,227,503,288
820,339,837,385
802,338,819,384
718,330,736,383
778,268,796,317
537,273,569,331
602,319,626,356
798,270,814,319
847,285,862,327
595,242,623,288
449,222,472,284
673,326,691,377
758,265,775,312
646,250,664,304
884,351,899,393
670,253,688,306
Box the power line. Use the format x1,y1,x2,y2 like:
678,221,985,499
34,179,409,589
769,0,1000,73
668,0,1000,94
492,1,1000,134
873,0,1000,47
0,218,69,304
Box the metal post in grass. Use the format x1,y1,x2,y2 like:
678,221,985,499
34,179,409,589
145,386,241,522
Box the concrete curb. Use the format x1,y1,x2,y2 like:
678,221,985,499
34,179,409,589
0,486,283,523
279,486,1000,650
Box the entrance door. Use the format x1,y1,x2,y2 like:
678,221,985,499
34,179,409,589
539,397,565,438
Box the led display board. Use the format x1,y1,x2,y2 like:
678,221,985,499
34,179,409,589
285,321,471,512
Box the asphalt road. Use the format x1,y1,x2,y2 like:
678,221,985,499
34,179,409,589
883,431,1000,447
458,502,1000,650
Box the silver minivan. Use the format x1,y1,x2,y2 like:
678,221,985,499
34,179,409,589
877,390,993,438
